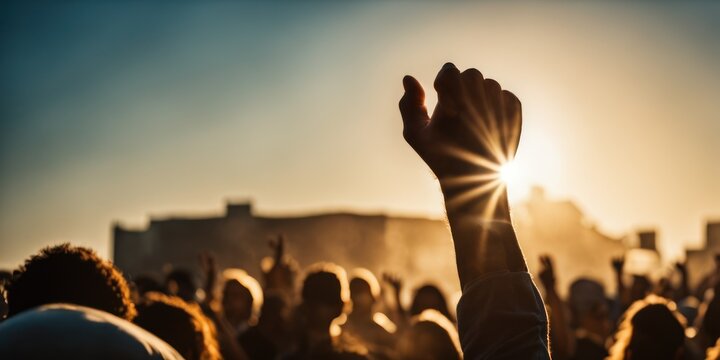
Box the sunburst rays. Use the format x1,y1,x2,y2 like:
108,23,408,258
439,119,518,218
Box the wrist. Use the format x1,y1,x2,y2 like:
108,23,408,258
441,181,511,222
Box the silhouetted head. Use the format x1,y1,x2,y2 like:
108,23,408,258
569,278,611,339
222,268,263,327
165,269,197,303
349,268,381,317
410,284,453,322
656,277,674,299
698,282,720,347
629,275,652,303
676,296,700,329
132,275,164,297
6,244,136,320
257,291,290,333
398,309,461,360
134,292,219,360
609,295,686,360
300,263,349,330
128,274,164,304
0,270,11,284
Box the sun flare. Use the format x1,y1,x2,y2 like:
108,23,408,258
499,161,519,185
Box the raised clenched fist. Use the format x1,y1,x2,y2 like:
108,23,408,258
399,63,522,183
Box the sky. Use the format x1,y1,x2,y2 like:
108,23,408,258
1,1,719,269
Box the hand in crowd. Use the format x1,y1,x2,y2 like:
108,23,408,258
611,256,624,275
262,234,296,298
382,272,403,295
382,272,406,323
199,252,217,303
675,261,687,274
538,255,556,293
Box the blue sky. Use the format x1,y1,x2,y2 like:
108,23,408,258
1,1,719,268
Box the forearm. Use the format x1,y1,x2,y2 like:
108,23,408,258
441,182,527,288
679,272,690,299
615,273,627,306
393,290,405,316
203,271,216,305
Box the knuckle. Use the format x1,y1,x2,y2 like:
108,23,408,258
461,68,483,80
501,89,516,99
484,78,501,92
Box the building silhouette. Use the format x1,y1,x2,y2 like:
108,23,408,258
686,221,720,290
638,231,658,251
114,203,459,295
113,187,629,298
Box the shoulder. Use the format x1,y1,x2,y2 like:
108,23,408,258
0,304,182,359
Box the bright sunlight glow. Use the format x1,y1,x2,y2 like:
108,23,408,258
499,160,530,204
499,161,519,185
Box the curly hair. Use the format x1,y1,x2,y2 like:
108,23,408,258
134,292,220,360
6,243,136,320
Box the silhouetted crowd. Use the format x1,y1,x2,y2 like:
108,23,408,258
537,254,720,360
0,238,719,359
0,239,461,359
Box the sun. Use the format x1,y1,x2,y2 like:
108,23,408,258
438,146,529,210
498,160,530,204
499,161,519,185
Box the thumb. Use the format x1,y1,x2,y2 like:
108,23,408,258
399,75,429,138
